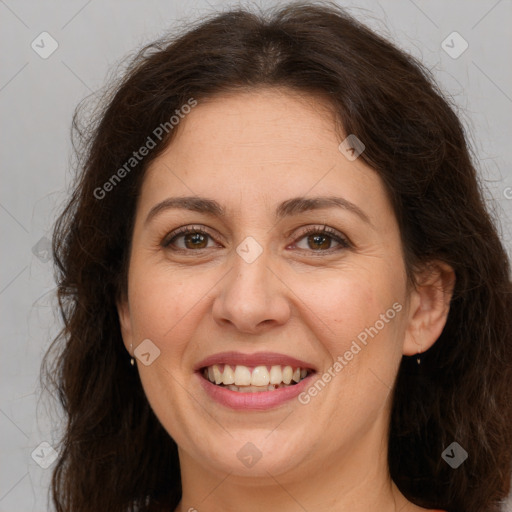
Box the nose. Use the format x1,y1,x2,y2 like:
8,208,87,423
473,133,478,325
212,248,291,334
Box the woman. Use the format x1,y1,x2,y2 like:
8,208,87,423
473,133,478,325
42,2,512,511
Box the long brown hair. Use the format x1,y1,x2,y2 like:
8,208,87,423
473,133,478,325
41,2,512,511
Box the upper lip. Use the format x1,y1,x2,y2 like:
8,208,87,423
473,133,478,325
194,351,317,372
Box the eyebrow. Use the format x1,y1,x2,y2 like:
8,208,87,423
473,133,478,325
145,195,373,227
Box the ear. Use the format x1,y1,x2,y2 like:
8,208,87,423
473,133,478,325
402,261,455,356
116,297,134,355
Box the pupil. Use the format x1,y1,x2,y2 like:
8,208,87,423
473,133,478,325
186,233,206,249
309,234,329,250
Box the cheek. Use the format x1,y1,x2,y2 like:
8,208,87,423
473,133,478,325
127,262,207,351
295,267,400,352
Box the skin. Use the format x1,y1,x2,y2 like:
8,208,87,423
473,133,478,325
117,87,455,512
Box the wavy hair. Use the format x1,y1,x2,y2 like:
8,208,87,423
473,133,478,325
41,2,512,511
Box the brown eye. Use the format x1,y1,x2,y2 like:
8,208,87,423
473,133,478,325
181,232,209,249
306,233,334,250
162,226,217,250
293,226,350,253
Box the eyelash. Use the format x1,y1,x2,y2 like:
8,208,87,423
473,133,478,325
161,224,351,254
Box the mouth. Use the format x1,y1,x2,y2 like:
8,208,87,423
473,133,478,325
200,364,313,393
194,351,317,409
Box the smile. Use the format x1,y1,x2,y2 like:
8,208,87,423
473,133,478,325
202,364,310,392
195,351,317,409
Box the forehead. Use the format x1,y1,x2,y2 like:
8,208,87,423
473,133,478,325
139,88,391,223
164,88,340,162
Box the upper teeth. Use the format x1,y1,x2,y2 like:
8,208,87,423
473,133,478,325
205,364,308,386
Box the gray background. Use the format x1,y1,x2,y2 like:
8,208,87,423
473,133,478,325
1,0,511,510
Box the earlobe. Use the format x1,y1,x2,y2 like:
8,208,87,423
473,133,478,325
402,261,456,356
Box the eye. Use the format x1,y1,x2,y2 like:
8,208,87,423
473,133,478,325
162,225,218,250
292,225,350,253
161,224,351,254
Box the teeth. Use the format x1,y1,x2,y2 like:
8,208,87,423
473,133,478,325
204,364,310,389
226,383,291,393
269,365,282,385
234,365,252,386
282,366,293,384
213,365,222,385
222,365,235,385
251,366,270,386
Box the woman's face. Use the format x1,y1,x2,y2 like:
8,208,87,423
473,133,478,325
118,88,421,481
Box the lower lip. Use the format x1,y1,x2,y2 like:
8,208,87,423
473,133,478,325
196,371,315,410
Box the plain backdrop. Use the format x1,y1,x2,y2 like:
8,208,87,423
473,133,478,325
1,0,511,510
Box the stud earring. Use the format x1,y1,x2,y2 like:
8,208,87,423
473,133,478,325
416,350,422,365
130,342,135,366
